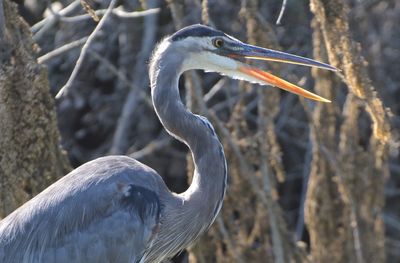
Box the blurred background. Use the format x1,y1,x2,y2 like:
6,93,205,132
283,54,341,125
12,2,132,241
3,0,400,262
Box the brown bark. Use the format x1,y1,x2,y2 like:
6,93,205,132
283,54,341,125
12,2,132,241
0,0,71,217
305,21,350,263
305,0,389,262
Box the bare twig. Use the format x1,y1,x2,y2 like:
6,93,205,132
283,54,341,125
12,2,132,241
80,0,100,21
37,8,160,65
87,49,152,107
211,93,249,112
129,136,172,160
203,78,227,102
201,0,215,27
110,0,159,154
56,7,160,23
257,82,286,263
275,95,297,132
276,0,287,25
32,0,80,40
31,0,79,32
166,0,184,29
38,36,88,64
216,217,246,263
259,150,285,263
38,35,151,108
45,0,60,18
295,139,312,241
244,0,289,261
337,95,366,263
56,0,118,100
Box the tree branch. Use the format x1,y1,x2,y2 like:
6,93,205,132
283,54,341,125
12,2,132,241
56,0,118,99
109,0,159,155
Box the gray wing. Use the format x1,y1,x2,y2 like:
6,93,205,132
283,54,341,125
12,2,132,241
0,156,164,263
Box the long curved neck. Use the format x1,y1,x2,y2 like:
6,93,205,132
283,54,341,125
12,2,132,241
150,43,227,226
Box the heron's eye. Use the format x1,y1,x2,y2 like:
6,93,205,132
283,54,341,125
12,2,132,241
213,38,224,48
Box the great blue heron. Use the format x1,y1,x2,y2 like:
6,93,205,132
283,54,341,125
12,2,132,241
0,24,336,263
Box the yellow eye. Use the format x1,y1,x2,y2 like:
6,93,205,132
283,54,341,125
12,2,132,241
213,38,224,48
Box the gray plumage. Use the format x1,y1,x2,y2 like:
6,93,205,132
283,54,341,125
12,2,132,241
0,24,336,263
0,25,228,263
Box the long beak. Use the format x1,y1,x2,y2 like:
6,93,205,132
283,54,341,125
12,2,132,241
231,43,338,102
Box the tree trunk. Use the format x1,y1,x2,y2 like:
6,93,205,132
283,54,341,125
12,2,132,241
305,0,389,262
0,0,71,218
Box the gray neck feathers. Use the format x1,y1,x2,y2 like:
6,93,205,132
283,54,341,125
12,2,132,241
149,41,227,229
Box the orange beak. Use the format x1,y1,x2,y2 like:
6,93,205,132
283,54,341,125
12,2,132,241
222,43,338,102
238,66,331,102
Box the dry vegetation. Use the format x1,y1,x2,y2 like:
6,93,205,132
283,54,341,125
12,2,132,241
1,0,399,262
0,0,70,217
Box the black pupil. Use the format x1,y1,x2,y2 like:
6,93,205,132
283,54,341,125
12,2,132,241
216,39,223,47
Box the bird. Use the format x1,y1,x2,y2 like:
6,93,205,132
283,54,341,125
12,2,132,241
0,24,337,263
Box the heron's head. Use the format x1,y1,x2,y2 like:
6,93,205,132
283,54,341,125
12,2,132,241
161,24,338,102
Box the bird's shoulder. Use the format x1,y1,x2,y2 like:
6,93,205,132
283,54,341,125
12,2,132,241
0,155,166,263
